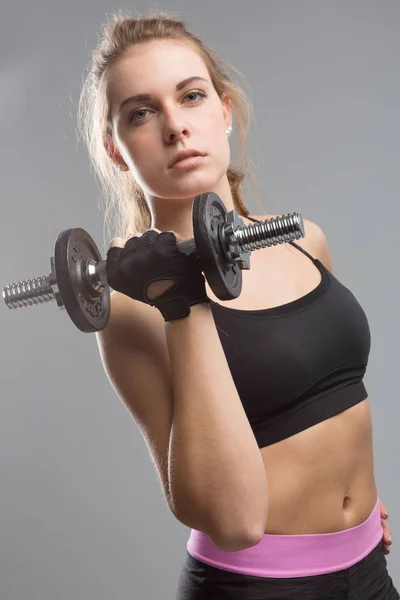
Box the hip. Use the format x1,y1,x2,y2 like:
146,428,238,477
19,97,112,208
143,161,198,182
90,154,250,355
186,495,383,579
178,500,398,599
177,538,398,600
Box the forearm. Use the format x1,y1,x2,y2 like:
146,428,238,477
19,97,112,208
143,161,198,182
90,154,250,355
165,302,268,541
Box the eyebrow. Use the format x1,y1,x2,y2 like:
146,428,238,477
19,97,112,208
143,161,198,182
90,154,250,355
118,76,210,112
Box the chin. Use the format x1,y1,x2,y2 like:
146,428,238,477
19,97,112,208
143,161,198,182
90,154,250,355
167,171,226,198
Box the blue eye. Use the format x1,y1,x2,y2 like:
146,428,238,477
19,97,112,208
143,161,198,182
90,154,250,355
128,90,207,124
184,90,207,103
129,108,149,123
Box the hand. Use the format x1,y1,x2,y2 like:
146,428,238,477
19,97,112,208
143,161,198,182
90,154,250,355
109,228,185,301
380,500,392,555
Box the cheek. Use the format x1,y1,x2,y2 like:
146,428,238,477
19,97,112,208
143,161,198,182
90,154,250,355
208,129,231,170
124,134,161,175
203,113,230,160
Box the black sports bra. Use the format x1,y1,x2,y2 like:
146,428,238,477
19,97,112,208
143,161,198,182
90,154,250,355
208,240,371,447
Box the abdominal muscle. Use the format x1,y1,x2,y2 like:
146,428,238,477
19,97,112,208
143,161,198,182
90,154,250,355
260,397,378,535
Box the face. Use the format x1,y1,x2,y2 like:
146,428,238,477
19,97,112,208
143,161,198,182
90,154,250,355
106,39,232,201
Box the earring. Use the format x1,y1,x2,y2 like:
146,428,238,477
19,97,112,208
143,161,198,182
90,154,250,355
226,125,233,138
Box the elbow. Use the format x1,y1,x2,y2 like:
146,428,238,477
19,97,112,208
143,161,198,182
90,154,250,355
211,513,267,552
207,508,268,551
171,503,266,551
170,488,268,552
210,527,264,552
212,506,268,552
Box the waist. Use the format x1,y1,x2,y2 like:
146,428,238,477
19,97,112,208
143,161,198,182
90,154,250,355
262,396,375,533
187,494,382,578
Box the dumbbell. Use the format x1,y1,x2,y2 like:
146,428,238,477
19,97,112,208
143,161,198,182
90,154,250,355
2,192,304,333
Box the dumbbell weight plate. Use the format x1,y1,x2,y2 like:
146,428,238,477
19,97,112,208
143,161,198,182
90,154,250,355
53,228,110,333
192,193,242,301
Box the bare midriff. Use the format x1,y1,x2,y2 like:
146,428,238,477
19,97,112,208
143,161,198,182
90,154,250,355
260,397,377,534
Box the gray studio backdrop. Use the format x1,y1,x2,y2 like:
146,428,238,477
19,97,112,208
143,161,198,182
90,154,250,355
1,1,399,598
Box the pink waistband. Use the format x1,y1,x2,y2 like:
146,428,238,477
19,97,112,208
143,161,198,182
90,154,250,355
187,496,383,578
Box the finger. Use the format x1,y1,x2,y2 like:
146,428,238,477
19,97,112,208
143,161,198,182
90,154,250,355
146,227,184,242
170,230,184,242
382,521,392,545
109,237,126,249
139,229,163,248
379,501,389,519
113,228,162,246
143,227,162,236
123,229,161,252
150,227,183,240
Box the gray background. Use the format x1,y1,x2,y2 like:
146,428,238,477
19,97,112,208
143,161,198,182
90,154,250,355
1,1,399,598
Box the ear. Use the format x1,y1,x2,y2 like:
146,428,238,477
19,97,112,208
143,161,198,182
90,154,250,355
221,92,232,129
103,138,128,170
103,137,117,162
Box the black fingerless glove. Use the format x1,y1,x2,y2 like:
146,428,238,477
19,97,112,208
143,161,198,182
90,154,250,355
106,230,210,321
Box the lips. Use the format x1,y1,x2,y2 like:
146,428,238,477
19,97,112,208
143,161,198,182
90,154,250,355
169,149,205,168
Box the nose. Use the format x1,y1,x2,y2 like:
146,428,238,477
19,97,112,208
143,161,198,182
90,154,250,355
163,115,190,143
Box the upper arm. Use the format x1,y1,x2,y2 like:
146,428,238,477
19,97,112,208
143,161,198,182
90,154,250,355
96,292,175,511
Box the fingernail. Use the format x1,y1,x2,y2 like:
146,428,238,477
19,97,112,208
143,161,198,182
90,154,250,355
388,534,392,543
384,512,388,519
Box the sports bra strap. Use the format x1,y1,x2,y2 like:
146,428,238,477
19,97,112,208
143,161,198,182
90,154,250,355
288,240,316,263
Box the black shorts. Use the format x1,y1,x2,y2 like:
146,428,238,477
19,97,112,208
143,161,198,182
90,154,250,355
175,539,399,600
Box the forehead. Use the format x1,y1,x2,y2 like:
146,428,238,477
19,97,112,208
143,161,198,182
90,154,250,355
106,40,209,106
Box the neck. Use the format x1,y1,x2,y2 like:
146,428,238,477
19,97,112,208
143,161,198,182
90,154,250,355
147,175,236,241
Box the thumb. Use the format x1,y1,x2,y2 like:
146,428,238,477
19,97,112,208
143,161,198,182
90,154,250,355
147,227,184,242
164,229,184,242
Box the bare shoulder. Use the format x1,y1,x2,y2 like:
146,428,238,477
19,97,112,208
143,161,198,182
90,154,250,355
248,214,333,273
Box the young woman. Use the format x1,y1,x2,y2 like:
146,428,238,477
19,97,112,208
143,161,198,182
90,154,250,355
78,10,397,599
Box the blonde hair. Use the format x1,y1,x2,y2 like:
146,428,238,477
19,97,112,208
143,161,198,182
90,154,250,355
78,9,264,252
